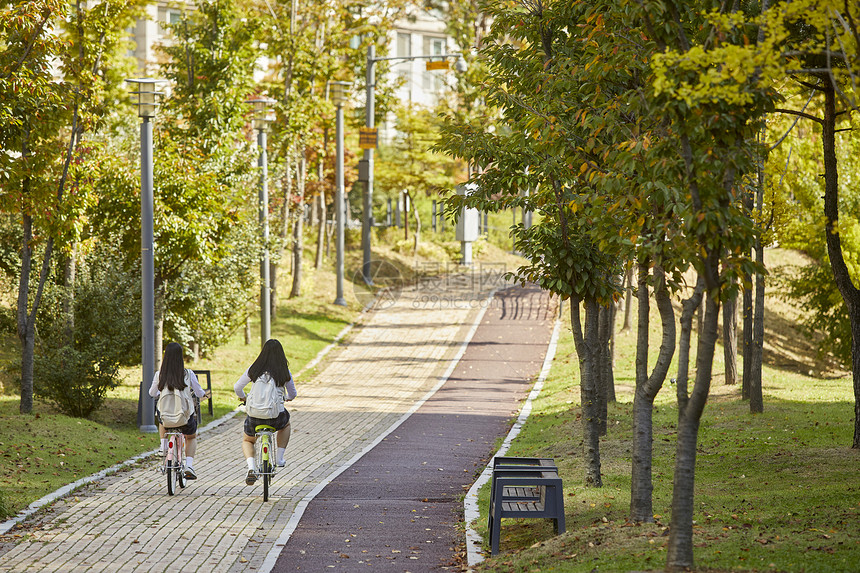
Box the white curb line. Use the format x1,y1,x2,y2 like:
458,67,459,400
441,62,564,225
463,316,562,568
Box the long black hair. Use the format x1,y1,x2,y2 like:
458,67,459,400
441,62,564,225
248,339,291,387
158,342,187,392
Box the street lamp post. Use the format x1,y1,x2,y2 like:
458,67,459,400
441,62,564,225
247,96,276,347
126,77,166,433
361,44,376,285
362,47,466,284
330,81,352,306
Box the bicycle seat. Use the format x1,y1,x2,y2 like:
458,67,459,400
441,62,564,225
254,424,276,432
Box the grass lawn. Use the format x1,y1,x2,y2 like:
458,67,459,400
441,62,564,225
472,250,859,572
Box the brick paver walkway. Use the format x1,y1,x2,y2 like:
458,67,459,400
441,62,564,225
0,274,503,572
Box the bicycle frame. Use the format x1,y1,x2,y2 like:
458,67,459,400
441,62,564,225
254,424,277,501
164,431,186,495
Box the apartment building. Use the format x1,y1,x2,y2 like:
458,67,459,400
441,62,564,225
130,1,460,145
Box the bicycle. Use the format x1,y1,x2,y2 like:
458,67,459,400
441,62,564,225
162,430,186,496
254,424,277,502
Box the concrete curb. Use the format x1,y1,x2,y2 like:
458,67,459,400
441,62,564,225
0,312,362,537
463,315,563,568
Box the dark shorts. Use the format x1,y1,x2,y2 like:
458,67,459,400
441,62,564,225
159,413,198,436
244,410,290,437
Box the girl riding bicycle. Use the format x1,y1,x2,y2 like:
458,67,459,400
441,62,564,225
234,338,297,485
149,342,209,480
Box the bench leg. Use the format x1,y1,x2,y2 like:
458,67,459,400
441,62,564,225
490,512,501,555
490,491,503,555
552,484,565,534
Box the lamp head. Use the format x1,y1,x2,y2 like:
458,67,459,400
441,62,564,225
454,55,468,73
247,96,276,130
328,81,353,107
125,78,167,119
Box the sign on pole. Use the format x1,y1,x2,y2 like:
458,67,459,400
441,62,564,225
425,60,449,71
359,127,378,149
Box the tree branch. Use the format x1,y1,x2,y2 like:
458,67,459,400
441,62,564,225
773,108,823,124
1,9,53,81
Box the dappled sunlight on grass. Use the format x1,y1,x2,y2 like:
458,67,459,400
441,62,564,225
474,261,860,572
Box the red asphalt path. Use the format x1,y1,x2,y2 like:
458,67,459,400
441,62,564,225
272,284,558,572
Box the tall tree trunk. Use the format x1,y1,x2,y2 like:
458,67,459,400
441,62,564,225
597,303,615,435
676,276,705,422
570,297,602,487
17,175,56,414
749,165,766,413
819,82,860,447
630,264,675,523
62,244,77,344
405,189,421,255
603,301,617,403
596,305,608,437
722,287,737,385
742,188,754,400
315,192,326,269
290,152,307,298
609,299,618,402
315,129,328,270
750,236,765,413
404,191,409,240
272,159,295,318
17,210,34,414
667,290,719,571
742,276,753,400
622,265,633,331
696,297,703,334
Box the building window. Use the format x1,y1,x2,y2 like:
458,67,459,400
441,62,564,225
396,32,412,96
423,36,446,92
397,32,411,58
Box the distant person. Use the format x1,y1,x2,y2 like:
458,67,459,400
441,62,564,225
149,342,209,480
234,339,297,485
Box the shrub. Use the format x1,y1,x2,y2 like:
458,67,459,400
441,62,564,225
34,248,139,418
0,306,15,335
35,345,119,418
415,241,449,262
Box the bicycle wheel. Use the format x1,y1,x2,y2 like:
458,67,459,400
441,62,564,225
177,464,186,489
262,459,271,502
167,460,176,496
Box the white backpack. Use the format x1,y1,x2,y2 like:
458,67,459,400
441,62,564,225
158,385,194,428
246,373,280,419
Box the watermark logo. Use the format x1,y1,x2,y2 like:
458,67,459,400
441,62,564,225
351,261,510,310
352,260,404,309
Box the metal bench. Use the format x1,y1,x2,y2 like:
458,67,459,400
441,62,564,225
488,456,565,555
